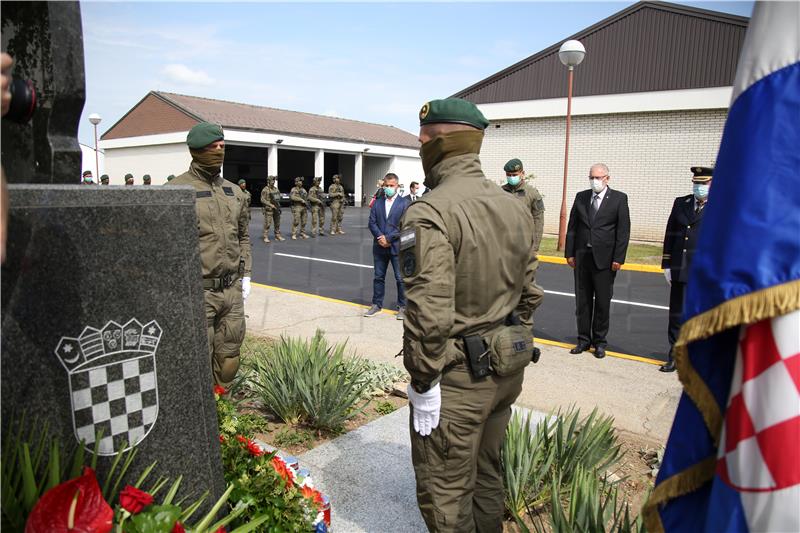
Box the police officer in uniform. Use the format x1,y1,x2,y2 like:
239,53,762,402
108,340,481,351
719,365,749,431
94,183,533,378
290,176,309,240
308,176,327,237
124,173,134,186
260,176,284,243
143,174,152,186
171,122,252,387
660,166,713,372
501,158,545,360
402,99,539,532
238,179,251,224
328,174,345,235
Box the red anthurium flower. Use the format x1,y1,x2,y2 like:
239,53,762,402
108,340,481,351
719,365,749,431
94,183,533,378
214,527,226,533
25,467,113,533
219,435,225,443
271,456,295,486
171,521,186,533
119,485,154,514
236,435,247,444
213,385,226,396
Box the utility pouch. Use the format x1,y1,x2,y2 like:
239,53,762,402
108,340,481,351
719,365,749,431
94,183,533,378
489,325,534,376
463,334,491,379
238,259,245,277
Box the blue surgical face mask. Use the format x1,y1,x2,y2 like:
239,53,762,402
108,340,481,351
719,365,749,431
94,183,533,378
384,186,397,198
507,175,521,187
693,183,709,200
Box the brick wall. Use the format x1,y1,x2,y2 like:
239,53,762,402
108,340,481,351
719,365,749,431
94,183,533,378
481,108,727,242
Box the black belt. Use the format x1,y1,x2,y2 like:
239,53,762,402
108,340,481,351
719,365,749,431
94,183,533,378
203,273,238,291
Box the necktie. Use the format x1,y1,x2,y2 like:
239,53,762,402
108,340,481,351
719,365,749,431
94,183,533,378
590,194,600,222
695,202,705,215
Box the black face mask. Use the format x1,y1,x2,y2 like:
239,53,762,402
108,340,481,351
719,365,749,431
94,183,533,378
419,130,484,189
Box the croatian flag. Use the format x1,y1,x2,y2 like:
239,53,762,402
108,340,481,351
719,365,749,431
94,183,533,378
643,2,800,532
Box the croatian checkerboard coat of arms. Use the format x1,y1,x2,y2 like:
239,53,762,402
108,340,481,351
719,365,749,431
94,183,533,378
54,319,162,456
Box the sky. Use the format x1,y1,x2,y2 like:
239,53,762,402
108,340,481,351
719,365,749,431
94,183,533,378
78,1,754,147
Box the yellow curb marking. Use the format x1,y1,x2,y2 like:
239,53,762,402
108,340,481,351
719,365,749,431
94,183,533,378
538,255,662,273
252,282,664,366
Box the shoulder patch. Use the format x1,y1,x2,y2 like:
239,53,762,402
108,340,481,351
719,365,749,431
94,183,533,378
535,199,545,211
223,187,235,196
399,228,416,251
196,191,212,198
399,227,419,277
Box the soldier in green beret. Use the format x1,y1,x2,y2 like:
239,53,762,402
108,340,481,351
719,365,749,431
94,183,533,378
238,179,252,224
124,173,134,186
171,122,252,387
100,174,109,185
260,176,284,243
142,174,152,186
502,158,545,355
166,174,175,182
328,174,345,234
290,176,309,239
308,177,326,238
402,98,539,531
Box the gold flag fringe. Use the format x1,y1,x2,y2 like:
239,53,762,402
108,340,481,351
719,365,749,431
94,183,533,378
641,279,800,531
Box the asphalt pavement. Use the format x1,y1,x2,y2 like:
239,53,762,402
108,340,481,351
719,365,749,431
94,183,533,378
248,207,671,361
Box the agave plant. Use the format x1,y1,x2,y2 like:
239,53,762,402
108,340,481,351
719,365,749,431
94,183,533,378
502,411,554,519
247,330,372,431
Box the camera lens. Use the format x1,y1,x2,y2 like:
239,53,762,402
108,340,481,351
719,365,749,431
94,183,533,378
6,78,36,124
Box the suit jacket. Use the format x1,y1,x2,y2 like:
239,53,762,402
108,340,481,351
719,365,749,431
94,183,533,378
661,194,706,284
565,187,631,270
368,195,410,256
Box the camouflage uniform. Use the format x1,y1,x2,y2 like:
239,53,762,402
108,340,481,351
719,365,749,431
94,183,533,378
308,177,327,237
238,179,251,224
290,177,309,239
328,175,345,234
260,176,284,243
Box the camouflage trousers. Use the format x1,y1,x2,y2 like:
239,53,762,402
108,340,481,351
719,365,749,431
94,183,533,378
330,201,344,232
262,208,282,238
531,257,544,315
311,205,326,234
204,282,245,388
410,365,524,532
291,205,307,237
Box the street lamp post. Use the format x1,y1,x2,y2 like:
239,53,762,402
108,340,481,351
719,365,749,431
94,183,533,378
88,113,102,182
556,40,585,251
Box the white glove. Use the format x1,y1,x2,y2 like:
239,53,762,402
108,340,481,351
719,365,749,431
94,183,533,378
407,383,441,436
663,269,671,286
242,277,251,300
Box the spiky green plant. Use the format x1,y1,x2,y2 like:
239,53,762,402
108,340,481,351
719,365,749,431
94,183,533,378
502,411,554,519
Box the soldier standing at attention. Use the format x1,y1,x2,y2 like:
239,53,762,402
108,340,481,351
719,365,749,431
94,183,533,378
328,174,345,235
171,122,252,387
501,158,545,360
100,174,109,185
402,98,539,532
308,176,327,238
260,176,284,243
659,166,713,373
290,176,309,240
237,179,251,224
124,174,134,186
142,174,152,186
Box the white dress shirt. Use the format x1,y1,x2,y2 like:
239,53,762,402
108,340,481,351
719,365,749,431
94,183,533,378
384,194,397,219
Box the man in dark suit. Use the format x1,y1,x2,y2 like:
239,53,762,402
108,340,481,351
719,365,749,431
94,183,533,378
565,163,630,359
364,173,411,319
659,166,713,372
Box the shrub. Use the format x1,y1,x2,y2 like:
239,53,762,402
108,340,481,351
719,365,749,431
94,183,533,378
247,330,373,431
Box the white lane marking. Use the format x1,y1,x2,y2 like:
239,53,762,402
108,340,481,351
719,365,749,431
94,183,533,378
273,253,669,310
275,252,374,269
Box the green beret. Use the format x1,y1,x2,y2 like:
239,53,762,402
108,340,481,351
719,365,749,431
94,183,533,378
143,174,151,181
187,122,224,149
124,173,133,180
691,166,713,182
419,98,489,130
100,174,109,181
167,175,175,181
237,179,246,185
504,159,523,173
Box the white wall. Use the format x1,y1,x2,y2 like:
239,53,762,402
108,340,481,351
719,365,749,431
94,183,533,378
389,155,424,192
481,108,727,242
103,143,191,185
80,143,105,180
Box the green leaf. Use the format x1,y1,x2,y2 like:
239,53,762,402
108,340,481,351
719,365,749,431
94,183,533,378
126,504,182,533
